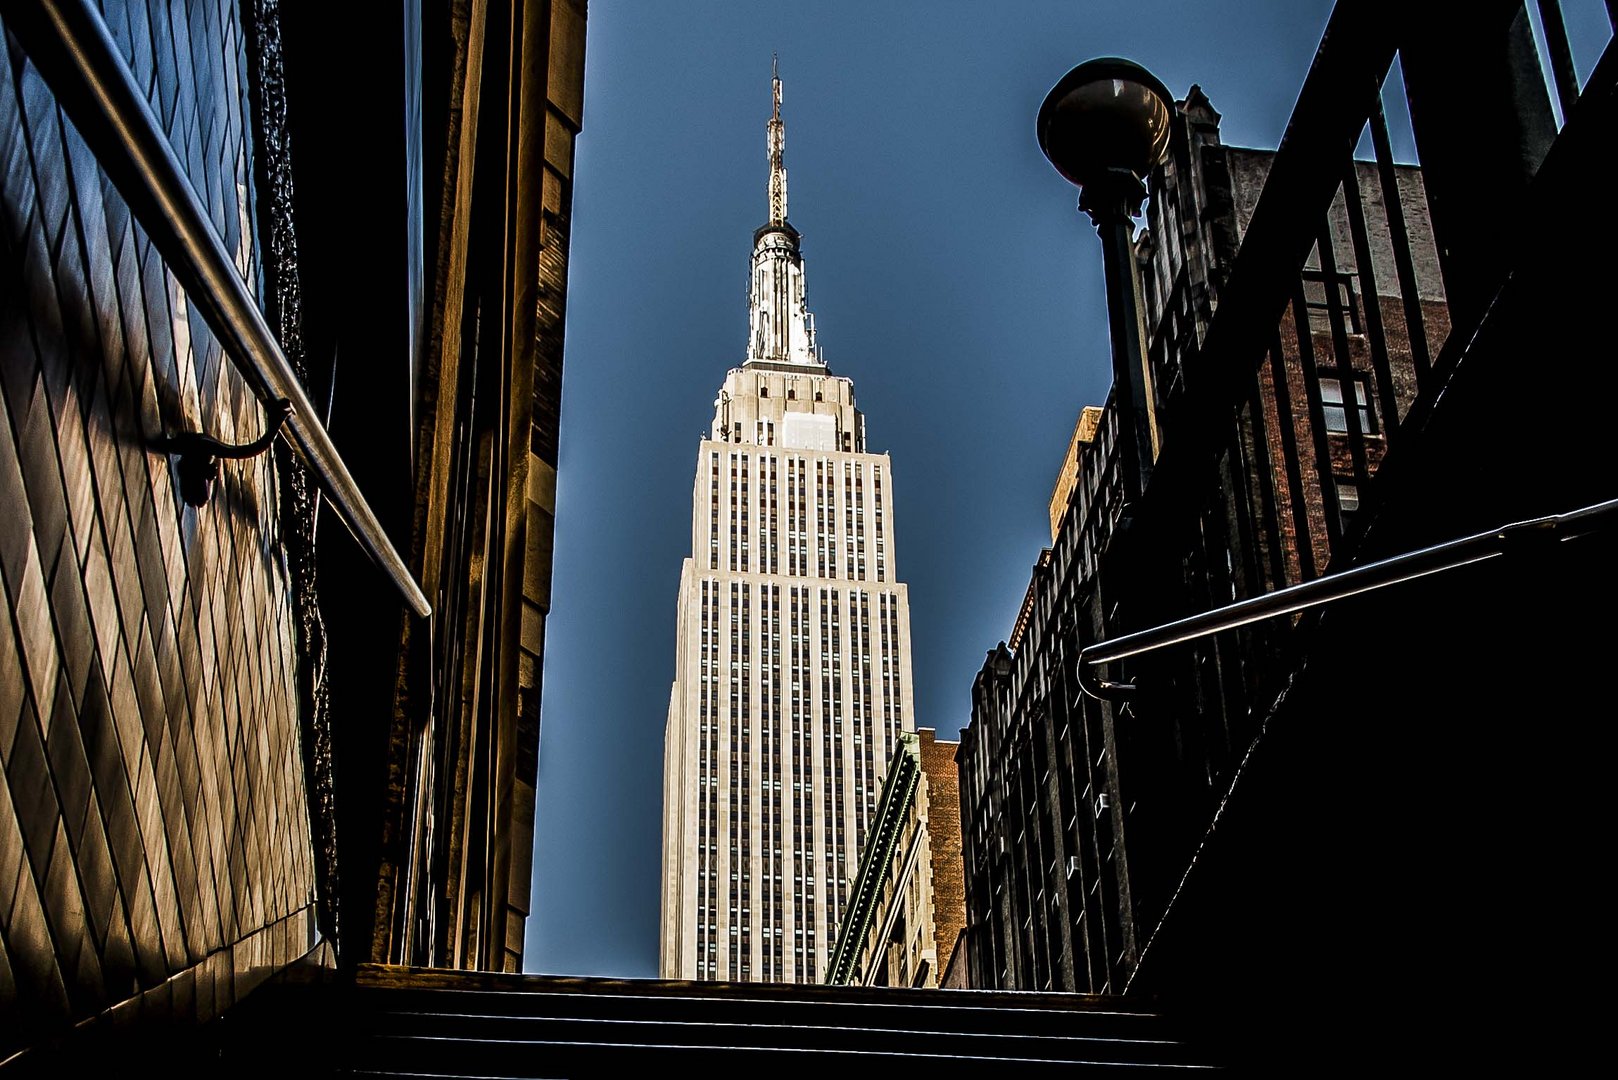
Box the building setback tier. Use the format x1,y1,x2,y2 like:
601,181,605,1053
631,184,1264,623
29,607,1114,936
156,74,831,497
662,413,916,982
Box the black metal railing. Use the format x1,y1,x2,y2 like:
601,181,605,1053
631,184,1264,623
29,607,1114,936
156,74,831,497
1079,496,1618,698
1098,0,1615,988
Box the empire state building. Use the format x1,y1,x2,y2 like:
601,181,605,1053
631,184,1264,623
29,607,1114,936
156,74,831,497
660,67,917,983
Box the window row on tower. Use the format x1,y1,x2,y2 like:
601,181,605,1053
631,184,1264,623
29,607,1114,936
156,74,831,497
706,449,890,582
688,576,911,982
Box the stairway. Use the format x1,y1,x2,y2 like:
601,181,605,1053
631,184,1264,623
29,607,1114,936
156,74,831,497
220,963,1224,1075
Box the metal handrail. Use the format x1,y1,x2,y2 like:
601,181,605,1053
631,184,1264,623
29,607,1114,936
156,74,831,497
1078,496,1618,699
1,0,431,617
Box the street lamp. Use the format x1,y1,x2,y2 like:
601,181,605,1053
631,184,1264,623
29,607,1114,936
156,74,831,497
1038,57,1173,507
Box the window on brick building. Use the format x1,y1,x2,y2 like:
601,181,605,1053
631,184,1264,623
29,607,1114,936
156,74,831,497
1319,375,1376,434
1301,269,1362,334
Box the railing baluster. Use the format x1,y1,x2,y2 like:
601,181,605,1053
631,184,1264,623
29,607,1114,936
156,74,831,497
1266,332,1316,584
1537,0,1582,118
1245,361,1287,594
1289,276,1345,557
1217,429,1260,706
1315,223,1373,508
1342,159,1403,441
1368,92,1433,387
1222,400,1262,600
1210,488,1242,751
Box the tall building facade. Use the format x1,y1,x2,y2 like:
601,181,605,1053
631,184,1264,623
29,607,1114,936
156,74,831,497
661,70,916,983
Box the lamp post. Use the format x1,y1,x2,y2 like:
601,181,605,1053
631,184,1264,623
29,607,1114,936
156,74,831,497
1038,58,1173,508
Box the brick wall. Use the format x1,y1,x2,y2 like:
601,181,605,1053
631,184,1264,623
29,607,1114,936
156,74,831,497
916,730,965,978
0,2,315,1056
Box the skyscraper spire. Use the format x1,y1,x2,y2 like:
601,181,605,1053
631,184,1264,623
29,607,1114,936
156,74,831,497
768,55,787,226
663,66,916,987
747,58,821,367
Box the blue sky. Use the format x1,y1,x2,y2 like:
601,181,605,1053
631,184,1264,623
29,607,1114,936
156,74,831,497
526,1,1611,978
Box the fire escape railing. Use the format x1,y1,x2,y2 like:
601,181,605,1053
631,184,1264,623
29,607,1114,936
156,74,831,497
1,0,430,617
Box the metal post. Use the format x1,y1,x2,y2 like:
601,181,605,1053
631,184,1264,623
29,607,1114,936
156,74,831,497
1535,0,1582,117
1082,169,1158,506
1401,2,1557,334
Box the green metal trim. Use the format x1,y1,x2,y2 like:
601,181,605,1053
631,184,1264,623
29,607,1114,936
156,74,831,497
826,733,922,985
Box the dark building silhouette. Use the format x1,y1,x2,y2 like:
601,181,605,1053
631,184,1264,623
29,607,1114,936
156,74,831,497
353,0,587,976
959,86,1447,994
957,2,1615,1068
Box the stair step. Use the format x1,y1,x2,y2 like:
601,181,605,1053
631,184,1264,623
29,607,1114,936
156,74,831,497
354,1011,1202,1063
222,968,1225,1075
343,984,1178,1040
349,1034,1221,1077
